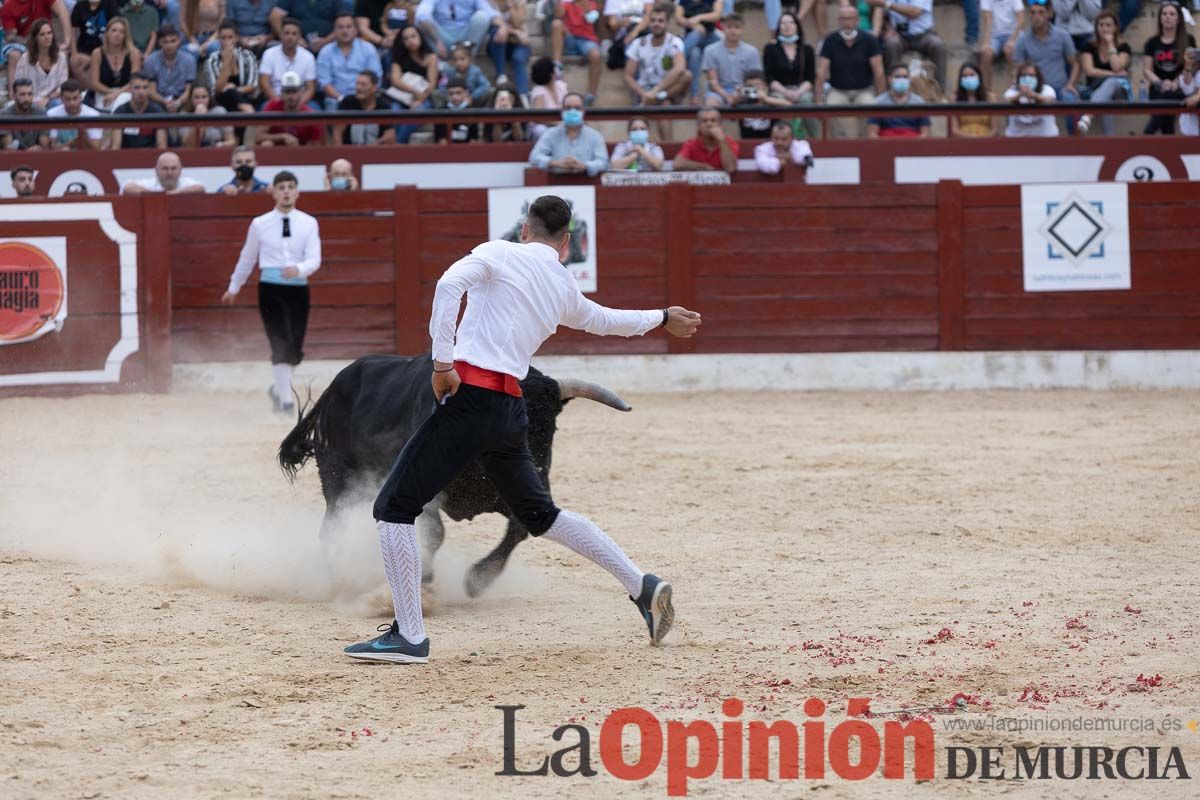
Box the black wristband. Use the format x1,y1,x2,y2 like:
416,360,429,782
433,366,455,373
660,308,669,328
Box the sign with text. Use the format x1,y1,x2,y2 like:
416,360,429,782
488,187,597,293
0,238,68,345
1021,183,1130,292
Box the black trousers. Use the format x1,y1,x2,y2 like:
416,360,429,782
258,282,309,365
373,383,560,535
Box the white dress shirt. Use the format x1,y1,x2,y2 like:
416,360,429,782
430,239,662,379
228,208,322,293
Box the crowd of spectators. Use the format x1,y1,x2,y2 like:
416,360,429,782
2,0,1199,169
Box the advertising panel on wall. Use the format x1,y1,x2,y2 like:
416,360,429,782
487,186,598,293
1020,183,1131,293
0,238,68,345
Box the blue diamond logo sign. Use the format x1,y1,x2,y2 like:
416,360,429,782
1037,193,1112,265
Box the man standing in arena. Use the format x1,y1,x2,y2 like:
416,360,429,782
344,195,702,664
220,171,321,414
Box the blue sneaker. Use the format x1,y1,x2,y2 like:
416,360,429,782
630,574,674,645
344,621,430,664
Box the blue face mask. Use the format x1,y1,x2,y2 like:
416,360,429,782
629,129,649,145
961,75,980,92
778,33,799,43
331,177,349,190
891,76,909,94
584,8,600,23
1019,75,1038,89
561,108,584,127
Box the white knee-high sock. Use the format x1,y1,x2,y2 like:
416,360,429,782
542,509,645,598
272,363,293,404
377,521,427,643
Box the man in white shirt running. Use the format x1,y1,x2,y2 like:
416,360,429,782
344,195,702,664
221,171,322,413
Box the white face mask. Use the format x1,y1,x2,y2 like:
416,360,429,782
839,28,857,40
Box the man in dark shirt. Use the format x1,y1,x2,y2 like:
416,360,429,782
335,70,396,144
70,0,119,74
814,4,885,138
112,72,168,148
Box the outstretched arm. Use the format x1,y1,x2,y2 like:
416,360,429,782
562,294,702,338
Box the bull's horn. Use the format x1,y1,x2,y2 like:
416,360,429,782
556,379,632,411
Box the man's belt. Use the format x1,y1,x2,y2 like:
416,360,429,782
454,360,523,397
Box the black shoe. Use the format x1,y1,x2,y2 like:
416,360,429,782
630,574,674,645
344,621,430,664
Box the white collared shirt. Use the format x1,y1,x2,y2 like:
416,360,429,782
430,239,662,379
228,207,322,293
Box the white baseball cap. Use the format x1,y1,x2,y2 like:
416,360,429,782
281,71,303,90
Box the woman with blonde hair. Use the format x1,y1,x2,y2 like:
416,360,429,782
88,16,141,111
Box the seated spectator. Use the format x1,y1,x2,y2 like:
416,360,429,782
443,40,492,106
623,2,689,122
815,4,886,138
1003,60,1057,136
1180,47,1200,136
69,0,119,77
326,157,359,189
528,55,568,139
735,69,792,138
227,0,275,54
610,116,665,170
317,13,383,111
866,63,930,137
673,106,739,174
1076,10,1130,135
950,62,996,136
1,78,49,150
482,85,528,141
608,0,652,45
143,25,198,112
1051,0,1100,51
182,0,224,57
552,0,603,105
1013,0,1078,128
122,151,206,193
528,92,609,175
978,0,1023,90
2,0,72,78
754,119,813,176
121,0,161,58
701,13,762,107
206,20,261,113
488,0,532,96
48,78,106,149
436,77,480,142
868,0,946,89
387,24,438,143
1142,0,1193,135
12,19,68,107
258,70,325,145
181,84,235,146
354,0,410,51
676,0,723,105
763,11,815,105
219,145,270,194
112,72,168,148
335,69,396,144
416,0,503,59
259,17,318,105
270,0,339,52
10,165,36,197
88,16,141,111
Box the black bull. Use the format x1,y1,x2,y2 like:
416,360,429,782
278,354,631,597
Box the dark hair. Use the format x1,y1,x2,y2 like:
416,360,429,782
25,18,59,65
219,17,237,33
334,11,356,24
773,12,804,79
889,63,909,76
358,69,379,84
1157,0,1184,42
491,87,524,108
627,115,648,130
770,120,791,133
273,170,298,186
157,23,181,40
281,16,304,32
390,23,431,65
562,91,585,106
60,78,84,95
527,195,572,238
743,68,765,82
723,12,744,24
530,56,556,87
11,165,34,180
954,62,986,102
446,77,468,91
11,78,34,91
131,71,153,83
650,2,673,17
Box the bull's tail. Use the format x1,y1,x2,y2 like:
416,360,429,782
278,387,332,483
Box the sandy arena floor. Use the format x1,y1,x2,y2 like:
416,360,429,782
1,387,1198,799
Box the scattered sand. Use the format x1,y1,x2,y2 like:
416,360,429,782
1,387,1198,798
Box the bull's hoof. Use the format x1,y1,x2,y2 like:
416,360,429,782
464,559,504,598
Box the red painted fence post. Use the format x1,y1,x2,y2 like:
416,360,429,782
665,183,696,354
936,179,966,351
142,195,173,390
392,184,425,355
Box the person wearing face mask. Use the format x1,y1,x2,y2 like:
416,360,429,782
435,78,481,143
220,146,270,195
551,0,604,105
611,117,665,170
528,92,610,175
950,62,998,136
866,63,930,137
815,5,886,138
1003,60,1057,136
325,158,360,190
